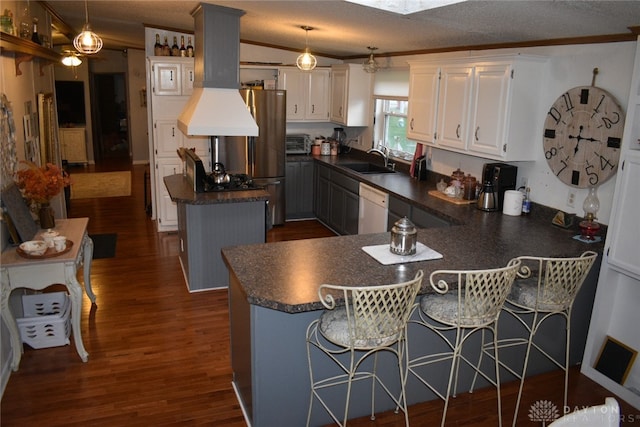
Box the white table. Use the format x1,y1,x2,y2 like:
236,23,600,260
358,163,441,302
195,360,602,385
0,218,95,370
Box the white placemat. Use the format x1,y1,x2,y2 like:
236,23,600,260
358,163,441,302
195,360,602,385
362,242,443,265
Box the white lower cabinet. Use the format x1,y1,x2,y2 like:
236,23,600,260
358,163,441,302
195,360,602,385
59,127,88,165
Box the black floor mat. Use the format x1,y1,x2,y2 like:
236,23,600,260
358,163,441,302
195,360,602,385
90,233,117,259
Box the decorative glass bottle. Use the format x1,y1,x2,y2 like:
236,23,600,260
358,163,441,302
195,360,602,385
579,186,600,240
186,36,194,57
154,34,163,56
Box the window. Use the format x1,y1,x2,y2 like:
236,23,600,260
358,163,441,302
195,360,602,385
373,97,416,161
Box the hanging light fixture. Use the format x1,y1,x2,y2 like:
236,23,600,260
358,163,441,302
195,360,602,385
363,46,380,73
296,26,317,71
73,0,103,55
61,51,82,67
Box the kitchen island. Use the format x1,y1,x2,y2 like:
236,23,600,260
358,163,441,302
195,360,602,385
164,174,269,291
222,161,605,426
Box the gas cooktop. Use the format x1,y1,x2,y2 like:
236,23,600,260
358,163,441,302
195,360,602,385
202,173,264,192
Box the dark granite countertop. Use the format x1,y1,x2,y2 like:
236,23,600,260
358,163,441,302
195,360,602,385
223,153,605,313
164,174,270,205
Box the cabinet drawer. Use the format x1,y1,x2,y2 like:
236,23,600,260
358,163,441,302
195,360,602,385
331,171,359,194
388,196,411,218
412,208,450,229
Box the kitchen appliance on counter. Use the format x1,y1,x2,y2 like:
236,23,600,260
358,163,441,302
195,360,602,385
286,134,311,155
478,163,517,211
183,147,263,193
221,88,287,225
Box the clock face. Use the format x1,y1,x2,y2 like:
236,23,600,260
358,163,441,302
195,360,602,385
543,86,624,188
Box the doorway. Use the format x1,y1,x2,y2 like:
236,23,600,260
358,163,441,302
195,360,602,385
91,73,130,166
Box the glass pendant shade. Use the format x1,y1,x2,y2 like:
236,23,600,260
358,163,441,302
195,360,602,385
74,23,103,54
363,47,379,73
582,186,600,221
73,1,103,55
61,53,82,67
296,26,316,71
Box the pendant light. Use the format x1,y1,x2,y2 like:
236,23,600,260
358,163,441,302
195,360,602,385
61,51,82,67
296,26,317,71
363,46,380,73
73,0,103,55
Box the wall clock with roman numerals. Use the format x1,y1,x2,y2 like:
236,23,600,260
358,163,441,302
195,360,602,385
543,85,624,188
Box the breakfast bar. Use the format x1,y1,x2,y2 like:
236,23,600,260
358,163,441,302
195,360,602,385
222,195,604,426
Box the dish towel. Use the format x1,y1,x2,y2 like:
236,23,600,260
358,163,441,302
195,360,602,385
409,144,424,178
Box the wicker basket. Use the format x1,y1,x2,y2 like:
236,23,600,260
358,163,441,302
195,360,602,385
17,292,71,349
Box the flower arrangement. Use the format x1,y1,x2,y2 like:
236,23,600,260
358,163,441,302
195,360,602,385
15,161,70,206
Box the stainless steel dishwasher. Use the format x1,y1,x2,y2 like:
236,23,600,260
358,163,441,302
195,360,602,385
358,183,389,234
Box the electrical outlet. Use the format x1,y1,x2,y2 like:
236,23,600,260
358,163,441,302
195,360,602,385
567,189,576,208
518,177,528,189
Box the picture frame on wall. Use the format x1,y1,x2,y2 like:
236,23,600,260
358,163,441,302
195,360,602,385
594,335,638,385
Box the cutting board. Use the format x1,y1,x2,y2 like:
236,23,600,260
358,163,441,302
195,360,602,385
428,190,477,205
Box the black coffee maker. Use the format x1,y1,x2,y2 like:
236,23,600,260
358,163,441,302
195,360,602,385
480,163,517,211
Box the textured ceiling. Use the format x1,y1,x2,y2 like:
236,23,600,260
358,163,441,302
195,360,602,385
48,1,640,58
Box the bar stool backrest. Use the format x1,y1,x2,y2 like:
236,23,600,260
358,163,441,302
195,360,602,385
516,251,598,311
430,258,521,326
318,270,423,348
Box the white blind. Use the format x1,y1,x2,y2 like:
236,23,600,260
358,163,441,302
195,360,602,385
373,68,409,98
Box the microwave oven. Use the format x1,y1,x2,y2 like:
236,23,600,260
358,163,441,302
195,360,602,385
286,134,311,155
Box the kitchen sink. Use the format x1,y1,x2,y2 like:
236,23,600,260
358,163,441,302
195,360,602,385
341,163,396,174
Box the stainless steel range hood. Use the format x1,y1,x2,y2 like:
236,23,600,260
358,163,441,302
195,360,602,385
177,4,258,137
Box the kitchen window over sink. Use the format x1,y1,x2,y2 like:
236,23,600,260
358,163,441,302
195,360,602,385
373,97,416,161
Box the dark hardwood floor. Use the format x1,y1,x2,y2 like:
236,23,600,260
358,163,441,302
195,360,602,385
1,163,637,426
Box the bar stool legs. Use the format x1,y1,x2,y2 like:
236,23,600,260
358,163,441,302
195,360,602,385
407,259,521,427
306,271,423,426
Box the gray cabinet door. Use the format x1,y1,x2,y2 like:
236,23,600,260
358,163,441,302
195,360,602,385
315,164,331,224
286,161,315,220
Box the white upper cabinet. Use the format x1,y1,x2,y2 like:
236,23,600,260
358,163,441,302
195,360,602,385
408,55,547,161
278,67,330,122
406,64,440,144
151,57,195,96
330,64,373,127
436,65,474,151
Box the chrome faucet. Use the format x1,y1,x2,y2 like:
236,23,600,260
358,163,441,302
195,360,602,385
367,147,393,169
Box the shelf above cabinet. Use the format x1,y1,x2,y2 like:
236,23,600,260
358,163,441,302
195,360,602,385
0,32,62,76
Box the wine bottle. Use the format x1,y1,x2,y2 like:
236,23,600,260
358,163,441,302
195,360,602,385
154,34,163,56
186,36,194,58
31,17,40,45
171,36,179,57
162,36,170,56
179,36,187,57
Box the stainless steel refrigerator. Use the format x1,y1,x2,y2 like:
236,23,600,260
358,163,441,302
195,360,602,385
218,89,287,225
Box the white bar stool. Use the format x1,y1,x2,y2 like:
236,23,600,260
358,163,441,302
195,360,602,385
407,258,521,427
305,270,424,427
483,251,598,427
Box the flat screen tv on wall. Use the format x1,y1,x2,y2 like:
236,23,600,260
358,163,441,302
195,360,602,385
55,81,86,125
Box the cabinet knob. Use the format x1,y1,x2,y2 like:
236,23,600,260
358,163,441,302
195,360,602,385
410,118,414,130
456,124,460,138
475,126,479,141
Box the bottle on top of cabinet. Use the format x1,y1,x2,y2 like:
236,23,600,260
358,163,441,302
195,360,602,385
154,34,163,56
171,36,179,57
186,37,194,57
162,36,170,56
179,36,187,57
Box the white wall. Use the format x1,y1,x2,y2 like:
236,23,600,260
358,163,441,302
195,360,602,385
358,42,636,225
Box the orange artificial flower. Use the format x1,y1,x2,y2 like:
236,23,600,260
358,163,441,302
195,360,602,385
15,161,71,205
